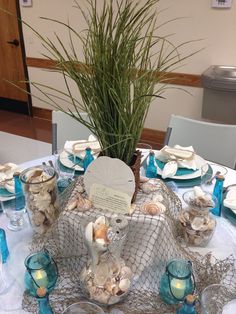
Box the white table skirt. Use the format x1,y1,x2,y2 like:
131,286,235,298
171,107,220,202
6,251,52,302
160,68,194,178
0,156,236,313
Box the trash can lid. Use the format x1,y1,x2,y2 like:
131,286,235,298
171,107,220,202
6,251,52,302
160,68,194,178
201,65,236,91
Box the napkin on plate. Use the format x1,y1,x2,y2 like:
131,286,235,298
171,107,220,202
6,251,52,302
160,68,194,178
0,162,19,193
155,145,197,179
223,186,236,212
64,135,100,159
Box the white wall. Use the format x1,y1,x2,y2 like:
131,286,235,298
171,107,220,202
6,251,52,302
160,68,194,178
20,0,236,131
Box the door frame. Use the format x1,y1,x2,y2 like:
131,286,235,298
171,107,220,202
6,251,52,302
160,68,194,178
0,0,32,116
16,0,32,116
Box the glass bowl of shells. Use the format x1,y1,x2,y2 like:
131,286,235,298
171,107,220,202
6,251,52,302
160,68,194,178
20,165,59,234
80,215,133,305
179,187,217,247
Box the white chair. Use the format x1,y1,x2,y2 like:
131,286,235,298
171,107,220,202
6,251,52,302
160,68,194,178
52,111,92,153
164,114,236,169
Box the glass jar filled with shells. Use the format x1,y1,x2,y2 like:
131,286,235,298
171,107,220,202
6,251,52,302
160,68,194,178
80,215,132,305
20,165,59,234
179,187,217,247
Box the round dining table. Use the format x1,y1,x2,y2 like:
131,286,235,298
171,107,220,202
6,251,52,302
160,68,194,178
0,154,236,313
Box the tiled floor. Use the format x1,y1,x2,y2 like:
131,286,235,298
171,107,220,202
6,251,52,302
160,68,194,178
0,110,51,143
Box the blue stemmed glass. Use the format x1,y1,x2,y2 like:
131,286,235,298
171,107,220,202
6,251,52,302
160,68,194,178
24,251,58,314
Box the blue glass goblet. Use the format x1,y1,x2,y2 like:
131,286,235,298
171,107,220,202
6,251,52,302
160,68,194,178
24,251,58,314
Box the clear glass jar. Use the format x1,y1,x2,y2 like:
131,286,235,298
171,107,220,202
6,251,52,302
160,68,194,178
179,190,217,247
20,165,59,234
80,215,132,305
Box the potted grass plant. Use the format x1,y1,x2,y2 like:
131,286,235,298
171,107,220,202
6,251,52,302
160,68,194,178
24,0,197,165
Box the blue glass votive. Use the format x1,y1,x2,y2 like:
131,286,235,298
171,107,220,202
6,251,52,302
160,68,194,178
0,228,9,263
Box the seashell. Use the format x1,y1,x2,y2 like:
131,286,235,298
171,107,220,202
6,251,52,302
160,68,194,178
92,290,110,304
194,235,203,246
161,161,178,179
120,266,132,279
67,198,77,210
207,218,216,230
140,201,166,215
77,195,92,211
94,238,108,251
94,216,107,231
193,186,205,198
153,194,164,203
85,222,94,243
25,168,43,182
118,278,130,292
77,184,85,193
179,211,190,225
34,191,51,211
129,204,136,215
94,224,109,243
140,176,149,183
32,211,46,227
140,182,158,194
191,216,205,231
108,295,122,305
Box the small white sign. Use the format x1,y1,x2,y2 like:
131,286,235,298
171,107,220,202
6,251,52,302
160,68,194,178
20,0,32,7
212,0,232,8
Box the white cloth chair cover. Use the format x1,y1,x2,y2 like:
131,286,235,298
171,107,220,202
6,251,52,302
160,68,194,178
52,111,92,153
164,114,236,169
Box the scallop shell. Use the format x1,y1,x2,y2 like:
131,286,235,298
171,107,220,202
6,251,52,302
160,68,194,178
191,216,205,231
140,201,166,215
119,278,130,292
67,198,77,210
77,196,92,211
140,182,158,194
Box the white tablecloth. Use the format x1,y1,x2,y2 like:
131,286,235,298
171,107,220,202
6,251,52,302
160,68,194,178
0,156,236,313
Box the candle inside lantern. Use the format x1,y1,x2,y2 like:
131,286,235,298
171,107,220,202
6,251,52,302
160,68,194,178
170,278,186,300
32,269,48,288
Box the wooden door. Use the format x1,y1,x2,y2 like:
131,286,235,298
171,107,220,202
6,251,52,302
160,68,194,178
0,0,32,115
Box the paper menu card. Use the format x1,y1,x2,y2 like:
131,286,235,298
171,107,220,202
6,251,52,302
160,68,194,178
89,183,131,214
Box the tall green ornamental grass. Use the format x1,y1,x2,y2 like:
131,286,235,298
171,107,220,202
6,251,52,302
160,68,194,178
22,0,200,164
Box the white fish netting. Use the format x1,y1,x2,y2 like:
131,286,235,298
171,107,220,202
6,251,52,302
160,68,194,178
23,177,236,313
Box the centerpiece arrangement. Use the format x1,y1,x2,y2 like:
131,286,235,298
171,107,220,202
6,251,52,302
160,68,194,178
25,0,198,179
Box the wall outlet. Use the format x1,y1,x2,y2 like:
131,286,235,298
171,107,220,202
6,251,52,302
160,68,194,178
212,0,232,8
20,0,32,7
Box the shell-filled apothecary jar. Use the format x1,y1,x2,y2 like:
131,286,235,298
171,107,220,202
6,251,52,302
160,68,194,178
80,215,133,305
179,187,217,247
20,165,59,234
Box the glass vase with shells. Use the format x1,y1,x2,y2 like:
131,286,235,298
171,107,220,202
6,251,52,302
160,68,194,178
179,187,217,247
80,215,132,305
20,165,59,234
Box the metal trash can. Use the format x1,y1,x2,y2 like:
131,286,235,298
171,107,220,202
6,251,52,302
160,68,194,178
201,65,236,124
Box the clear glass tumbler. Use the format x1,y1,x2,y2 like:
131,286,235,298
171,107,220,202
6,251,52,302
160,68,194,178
62,301,105,314
201,284,229,314
53,149,76,193
201,163,228,193
0,192,25,231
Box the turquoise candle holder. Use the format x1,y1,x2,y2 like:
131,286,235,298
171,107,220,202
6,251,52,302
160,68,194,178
24,251,58,314
159,259,195,305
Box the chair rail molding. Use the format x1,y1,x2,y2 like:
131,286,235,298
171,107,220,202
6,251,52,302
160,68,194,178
26,57,202,88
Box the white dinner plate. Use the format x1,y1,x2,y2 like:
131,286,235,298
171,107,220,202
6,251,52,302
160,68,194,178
59,150,84,172
156,154,207,180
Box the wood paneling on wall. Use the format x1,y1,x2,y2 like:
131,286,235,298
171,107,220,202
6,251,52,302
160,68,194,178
26,57,202,88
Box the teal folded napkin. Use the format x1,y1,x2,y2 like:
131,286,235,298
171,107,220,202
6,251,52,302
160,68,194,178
156,159,197,176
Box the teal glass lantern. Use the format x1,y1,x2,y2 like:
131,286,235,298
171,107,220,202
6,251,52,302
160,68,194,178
24,251,58,314
159,259,195,305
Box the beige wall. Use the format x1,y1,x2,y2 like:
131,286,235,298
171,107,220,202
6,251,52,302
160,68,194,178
21,0,236,131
